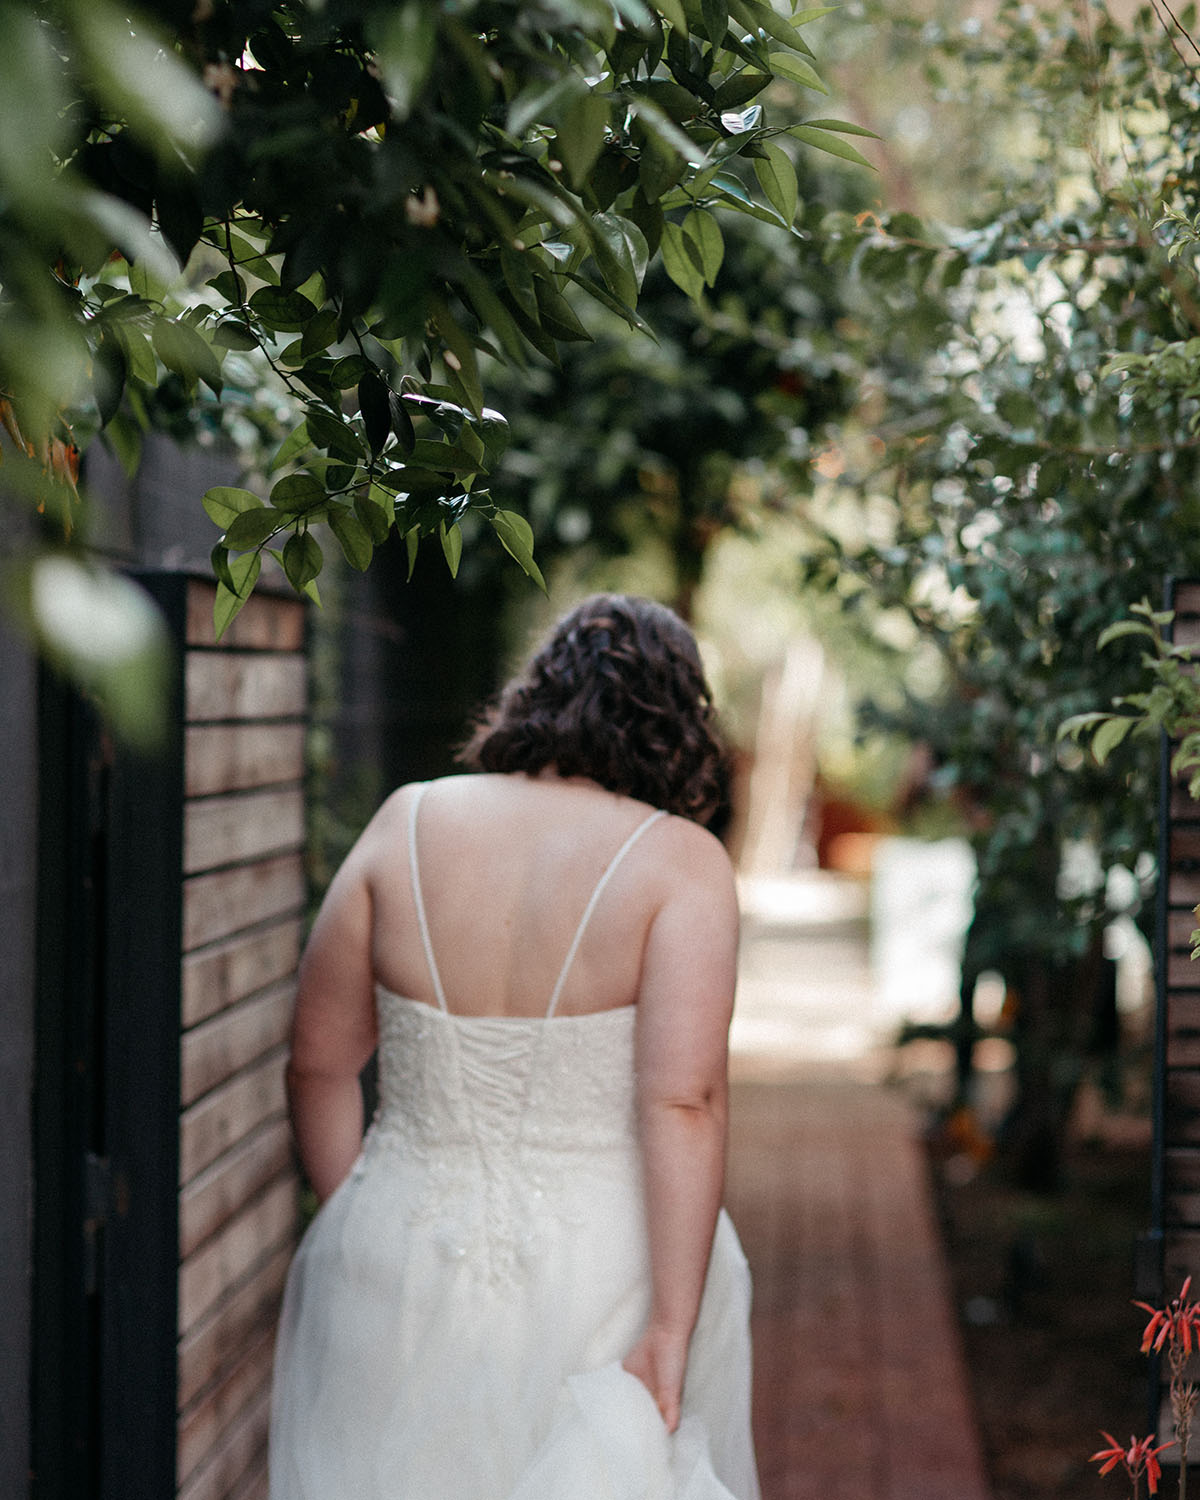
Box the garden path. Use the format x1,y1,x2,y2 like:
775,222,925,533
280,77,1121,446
726,867,991,1500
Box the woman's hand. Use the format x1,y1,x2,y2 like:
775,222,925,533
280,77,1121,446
622,1323,690,1433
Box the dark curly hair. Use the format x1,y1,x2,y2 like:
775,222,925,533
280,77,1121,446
459,594,728,825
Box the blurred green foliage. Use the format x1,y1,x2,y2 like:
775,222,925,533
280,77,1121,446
0,0,865,658
791,0,1200,1177
485,199,858,616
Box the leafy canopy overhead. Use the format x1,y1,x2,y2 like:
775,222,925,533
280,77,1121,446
0,0,867,642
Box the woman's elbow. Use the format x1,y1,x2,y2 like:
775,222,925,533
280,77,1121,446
641,1084,728,1130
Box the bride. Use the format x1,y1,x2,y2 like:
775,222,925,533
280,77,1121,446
269,593,761,1500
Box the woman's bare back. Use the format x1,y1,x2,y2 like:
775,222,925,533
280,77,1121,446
365,773,690,1019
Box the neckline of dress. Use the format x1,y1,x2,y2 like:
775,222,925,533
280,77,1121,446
374,982,636,1025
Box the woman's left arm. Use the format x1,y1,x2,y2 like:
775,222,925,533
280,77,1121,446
286,829,380,1202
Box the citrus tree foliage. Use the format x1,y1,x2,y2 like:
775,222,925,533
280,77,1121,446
1062,602,1200,800
796,1,1200,1177
0,0,867,642
485,203,855,615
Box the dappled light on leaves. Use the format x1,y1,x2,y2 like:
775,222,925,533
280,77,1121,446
0,0,870,655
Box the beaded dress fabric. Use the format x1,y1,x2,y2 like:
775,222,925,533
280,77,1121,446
269,787,761,1500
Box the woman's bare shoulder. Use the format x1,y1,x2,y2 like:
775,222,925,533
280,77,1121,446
657,813,734,870
650,815,737,907
361,774,470,833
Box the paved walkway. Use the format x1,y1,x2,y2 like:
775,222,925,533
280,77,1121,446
725,872,991,1500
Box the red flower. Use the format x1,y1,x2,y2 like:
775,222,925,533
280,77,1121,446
1090,1432,1174,1495
1134,1276,1200,1355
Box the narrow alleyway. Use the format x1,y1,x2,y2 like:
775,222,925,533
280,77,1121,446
725,870,991,1500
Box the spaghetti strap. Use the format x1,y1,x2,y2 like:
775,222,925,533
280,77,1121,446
545,809,667,1020
407,783,449,1014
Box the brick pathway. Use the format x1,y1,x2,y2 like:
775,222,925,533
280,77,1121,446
726,874,991,1500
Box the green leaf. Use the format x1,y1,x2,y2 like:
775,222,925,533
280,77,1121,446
458,420,485,465
802,116,882,139
728,0,811,51
635,130,687,202
405,526,420,579
269,473,326,513
102,409,143,478
480,407,511,457
306,407,368,462
210,541,234,592
440,521,463,578
408,440,484,475
1097,619,1157,650
753,141,798,225
268,420,313,474
590,213,648,307
301,308,340,357
74,0,221,158
501,245,540,322
282,531,324,590
329,509,375,570
1091,715,1135,766
455,266,529,366
211,318,258,352
660,219,706,299
787,125,876,170
507,76,578,140
700,0,729,44
354,490,393,542
534,278,592,342
629,77,703,126
767,52,828,93
560,269,649,333
682,208,724,285
388,390,417,454
656,0,688,30
369,0,437,119
213,552,262,640
224,506,284,550
207,269,246,304
557,89,611,189
359,370,393,456
631,98,700,167
203,486,262,529
707,172,792,228
431,304,484,416
329,355,371,390
1057,711,1110,742
151,318,223,394
114,324,157,387
713,70,771,112
248,287,319,332
491,509,546,590
93,334,126,427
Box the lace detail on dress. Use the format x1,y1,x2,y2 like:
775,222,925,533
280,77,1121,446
366,989,639,1285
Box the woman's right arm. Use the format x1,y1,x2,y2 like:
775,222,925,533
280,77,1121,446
286,814,384,1202
623,826,739,1431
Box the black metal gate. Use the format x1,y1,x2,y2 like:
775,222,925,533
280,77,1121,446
31,575,186,1500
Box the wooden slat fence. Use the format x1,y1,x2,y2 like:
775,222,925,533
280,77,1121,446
1156,580,1200,1439
176,580,306,1500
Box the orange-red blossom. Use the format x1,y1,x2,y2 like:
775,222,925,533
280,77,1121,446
1090,1433,1174,1495
1135,1276,1200,1356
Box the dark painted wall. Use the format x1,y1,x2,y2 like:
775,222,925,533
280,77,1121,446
1,435,239,1500
0,608,38,1498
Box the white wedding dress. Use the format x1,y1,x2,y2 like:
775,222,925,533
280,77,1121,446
269,788,761,1500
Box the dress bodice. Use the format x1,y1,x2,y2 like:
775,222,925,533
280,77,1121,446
355,783,663,1286
364,987,642,1285
372,986,639,1154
